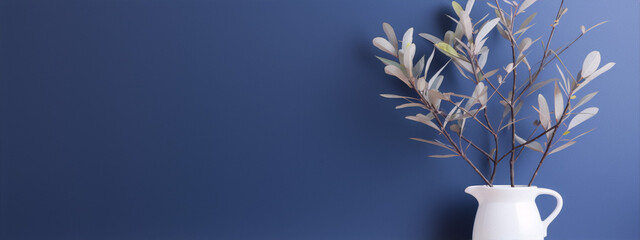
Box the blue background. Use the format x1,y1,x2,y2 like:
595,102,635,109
0,0,638,239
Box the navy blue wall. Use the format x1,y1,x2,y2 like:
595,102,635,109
0,0,638,239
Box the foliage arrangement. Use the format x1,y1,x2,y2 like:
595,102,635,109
372,0,613,187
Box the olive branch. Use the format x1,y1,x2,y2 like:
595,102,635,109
373,0,614,187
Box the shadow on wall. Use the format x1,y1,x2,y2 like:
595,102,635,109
360,5,482,240
432,199,476,240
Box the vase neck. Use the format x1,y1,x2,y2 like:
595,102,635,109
465,185,539,203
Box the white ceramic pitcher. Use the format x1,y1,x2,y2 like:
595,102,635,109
465,185,563,240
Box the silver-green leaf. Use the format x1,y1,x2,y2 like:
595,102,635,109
384,65,411,88
382,22,398,50
538,94,551,129
413,55,425,78
572,91,598,110
396,102,427,109
376,56,402,69
373,37,397,57
554,82,564,121
581,51,601,78
429,154,459,158
475,18,501,46
549,141,576,154
419,33,442,44
527,78,558,96
517,0,536,14
567,107,599,130
515,134,544,153
380,94,417,99
574,62,615,93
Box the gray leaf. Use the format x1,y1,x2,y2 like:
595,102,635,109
416,77,427,92
428,60,451,88
513,23,535,35
586,21,608,32
515,134,544,153
554,82,564,121
459,10,473,40
581,51,601,78
373,37,397,57
429,75,444,91
519,12,537,30
517,0,536,14
375,56,402,69
483,69,499,80
402,43,416,75
567,107,598,130
572,91,598,110
556,64,567,90
384,65,411,88
574,62,615,93
550,141,576,154
419,33,442,44
424,49,436,78
478,49,489,70
401,28,414,50
406,114,439,130
380,94,417,99
429,154,459,158
538,94,551,130
396,103,427,109
518,37,533,53
465,0,475,13
413,55,425,78
475,18,501,46
382,22,398,50
496,24,510,41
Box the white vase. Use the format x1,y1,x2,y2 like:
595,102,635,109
465,185,563,240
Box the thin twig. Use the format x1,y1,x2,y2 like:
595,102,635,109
516,0,566,102
411,84,492,186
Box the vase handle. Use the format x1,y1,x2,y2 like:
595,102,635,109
537,188,563,237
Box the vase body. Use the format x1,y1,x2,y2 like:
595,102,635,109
465,185,563,240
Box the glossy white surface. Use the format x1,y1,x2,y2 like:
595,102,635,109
466,185,563,240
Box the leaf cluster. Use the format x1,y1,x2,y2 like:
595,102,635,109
372,0,614,186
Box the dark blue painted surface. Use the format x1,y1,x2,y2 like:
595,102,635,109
0,0,637,239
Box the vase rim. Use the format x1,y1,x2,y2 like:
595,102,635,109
469,185,538,189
